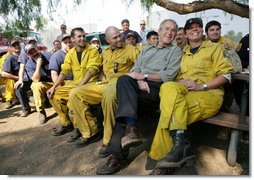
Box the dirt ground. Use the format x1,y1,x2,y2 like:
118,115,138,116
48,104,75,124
0,86,250,176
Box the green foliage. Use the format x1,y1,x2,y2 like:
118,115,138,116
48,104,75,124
0,0,82,32
224,30,243,46
0,0,41,31
0,0,248,32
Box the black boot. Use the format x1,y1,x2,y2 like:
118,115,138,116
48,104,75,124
155,131,195,168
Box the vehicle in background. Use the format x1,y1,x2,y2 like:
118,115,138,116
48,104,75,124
85,32,109,50
0,29,47,56
28,31,47,52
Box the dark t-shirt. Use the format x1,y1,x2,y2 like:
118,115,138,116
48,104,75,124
17,50,30,81
25,52,52,82
236,34,249,68
49,50,73,80
2,54,19,76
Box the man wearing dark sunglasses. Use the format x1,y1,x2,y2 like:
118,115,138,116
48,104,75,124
56,24,68,41
139,20,150,45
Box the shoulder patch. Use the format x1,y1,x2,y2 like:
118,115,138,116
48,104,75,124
236,43,242,52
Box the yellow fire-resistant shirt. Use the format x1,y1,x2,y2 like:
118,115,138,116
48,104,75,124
217,36,235,48
101,43,139,83
177,40,233,99
61,43,102,85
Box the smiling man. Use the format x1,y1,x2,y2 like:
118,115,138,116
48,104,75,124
96,19,182,175
47,27,101,139
150,18,233,174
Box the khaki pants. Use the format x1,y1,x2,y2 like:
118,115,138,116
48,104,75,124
149,82,223,160
31,82,53,112
49,80,76,127
69,81,117,144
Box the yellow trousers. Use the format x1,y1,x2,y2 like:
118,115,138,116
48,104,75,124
4,79,15,101
31,82,53,112
149,82,223,160
0,77,5,101
69,82,117,143
49,81,77,127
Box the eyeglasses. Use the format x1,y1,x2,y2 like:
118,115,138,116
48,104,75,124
140,24,145,25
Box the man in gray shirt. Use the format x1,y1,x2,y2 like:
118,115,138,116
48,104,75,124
96,19,182,175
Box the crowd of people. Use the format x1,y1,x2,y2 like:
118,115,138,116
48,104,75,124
0,18,249,175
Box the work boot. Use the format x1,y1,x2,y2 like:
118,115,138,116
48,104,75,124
121,125,143,150
39,110,47,124
21,108,31,117
67,128,81,142
5,101,13,109
98,145,111,158
155,131,195,168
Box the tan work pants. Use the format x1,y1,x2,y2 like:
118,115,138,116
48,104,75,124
31,82,53,112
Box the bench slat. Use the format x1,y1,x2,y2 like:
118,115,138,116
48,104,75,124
202,112,249,131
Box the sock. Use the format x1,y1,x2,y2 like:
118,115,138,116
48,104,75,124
125,117,137,126
176,130,184,134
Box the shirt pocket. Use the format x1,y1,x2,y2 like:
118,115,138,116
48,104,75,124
114,57,129,72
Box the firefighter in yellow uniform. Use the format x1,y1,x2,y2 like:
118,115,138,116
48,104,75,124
0,52,9,102
0,52,16,108
68,26,139,154
205,20,234,48
149,18,233,173
47,28,102,137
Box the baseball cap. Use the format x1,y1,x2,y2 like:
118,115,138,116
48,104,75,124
90,37,99,43
61,34,71,42
126,32,134,38
10,39,20,46
61,24,66,29
24,44,36,54
27,37,37,43
184,18,203,31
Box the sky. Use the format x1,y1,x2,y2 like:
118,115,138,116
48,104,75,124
41,0,250,36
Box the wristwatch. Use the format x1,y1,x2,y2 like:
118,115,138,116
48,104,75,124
144,74,149,81
203,83,208,90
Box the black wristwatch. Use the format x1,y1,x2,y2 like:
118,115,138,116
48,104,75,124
144,74,149,81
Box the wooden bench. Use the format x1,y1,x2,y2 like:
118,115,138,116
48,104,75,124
202,112,249,167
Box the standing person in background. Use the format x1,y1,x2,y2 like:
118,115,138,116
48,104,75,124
121,19,142,45
56,24,68,42
51,40,62,53
175,27,187,50
139,20,150,45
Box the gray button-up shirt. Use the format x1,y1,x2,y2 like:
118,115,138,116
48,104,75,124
132,44,182,82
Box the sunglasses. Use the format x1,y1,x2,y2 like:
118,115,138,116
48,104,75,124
140,24,145,25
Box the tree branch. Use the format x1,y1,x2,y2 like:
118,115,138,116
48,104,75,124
154,0,249,18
